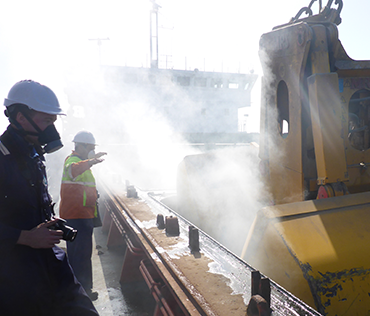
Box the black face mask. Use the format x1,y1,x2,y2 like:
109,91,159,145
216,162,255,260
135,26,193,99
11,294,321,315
19,111,63,154
37,124,63,153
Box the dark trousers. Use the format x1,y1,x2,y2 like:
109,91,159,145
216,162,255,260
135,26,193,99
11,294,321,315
0,246,98,316
66,218,94,292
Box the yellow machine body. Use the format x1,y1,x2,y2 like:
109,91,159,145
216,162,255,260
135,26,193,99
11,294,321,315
176,1,370,314
242,193,370,315
243,1,370,314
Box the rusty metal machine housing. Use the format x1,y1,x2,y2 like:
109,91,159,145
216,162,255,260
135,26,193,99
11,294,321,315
242,0,370,315
258,0,370,204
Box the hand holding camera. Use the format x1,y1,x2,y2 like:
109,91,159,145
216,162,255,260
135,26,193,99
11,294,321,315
16,219,64,248
48,217,77,242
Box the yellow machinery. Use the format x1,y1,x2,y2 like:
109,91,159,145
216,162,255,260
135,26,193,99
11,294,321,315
241,0,370,314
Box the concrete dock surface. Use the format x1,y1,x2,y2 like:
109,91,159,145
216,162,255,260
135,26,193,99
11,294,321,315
86,226,155,315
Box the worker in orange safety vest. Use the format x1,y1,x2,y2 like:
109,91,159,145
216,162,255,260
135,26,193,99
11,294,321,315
59,130,106,301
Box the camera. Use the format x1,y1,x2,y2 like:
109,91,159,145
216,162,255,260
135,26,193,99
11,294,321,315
50,218,77,242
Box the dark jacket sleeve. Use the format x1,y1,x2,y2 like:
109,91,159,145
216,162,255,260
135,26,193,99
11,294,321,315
0,152,36,252
0,159,22,251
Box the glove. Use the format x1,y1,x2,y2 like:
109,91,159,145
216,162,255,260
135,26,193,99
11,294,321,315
88,157,104,167
94,152,107,159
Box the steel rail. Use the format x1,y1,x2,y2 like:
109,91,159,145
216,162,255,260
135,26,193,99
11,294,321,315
99,181,322,316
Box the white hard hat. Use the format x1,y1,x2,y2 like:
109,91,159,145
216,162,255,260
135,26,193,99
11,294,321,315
72,131,97,145
4,80,65,115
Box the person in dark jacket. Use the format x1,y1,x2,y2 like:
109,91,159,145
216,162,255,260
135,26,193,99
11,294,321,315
0,80,99,316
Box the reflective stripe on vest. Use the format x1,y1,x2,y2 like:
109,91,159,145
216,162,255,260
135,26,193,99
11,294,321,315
62,155,96,186
61,180,96,186
61,154,96,210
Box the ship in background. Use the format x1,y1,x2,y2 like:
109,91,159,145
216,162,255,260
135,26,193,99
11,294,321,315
62,1,259,149
56,2,260,254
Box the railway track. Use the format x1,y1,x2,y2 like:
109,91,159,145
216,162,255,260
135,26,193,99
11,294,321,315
99,181,321,316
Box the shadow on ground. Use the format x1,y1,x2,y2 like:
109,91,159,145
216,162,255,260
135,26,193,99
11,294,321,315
92,223,156,315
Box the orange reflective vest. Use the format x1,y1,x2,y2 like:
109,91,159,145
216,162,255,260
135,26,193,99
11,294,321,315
59,152,97,219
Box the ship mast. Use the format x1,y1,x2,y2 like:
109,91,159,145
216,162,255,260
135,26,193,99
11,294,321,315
150,0,161,68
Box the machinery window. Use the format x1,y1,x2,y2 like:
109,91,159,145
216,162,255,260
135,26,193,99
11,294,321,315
348,89,370,151
277,80,289,138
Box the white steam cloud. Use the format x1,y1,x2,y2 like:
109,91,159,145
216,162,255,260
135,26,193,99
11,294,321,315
177,144,266,255
0,0,368,257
